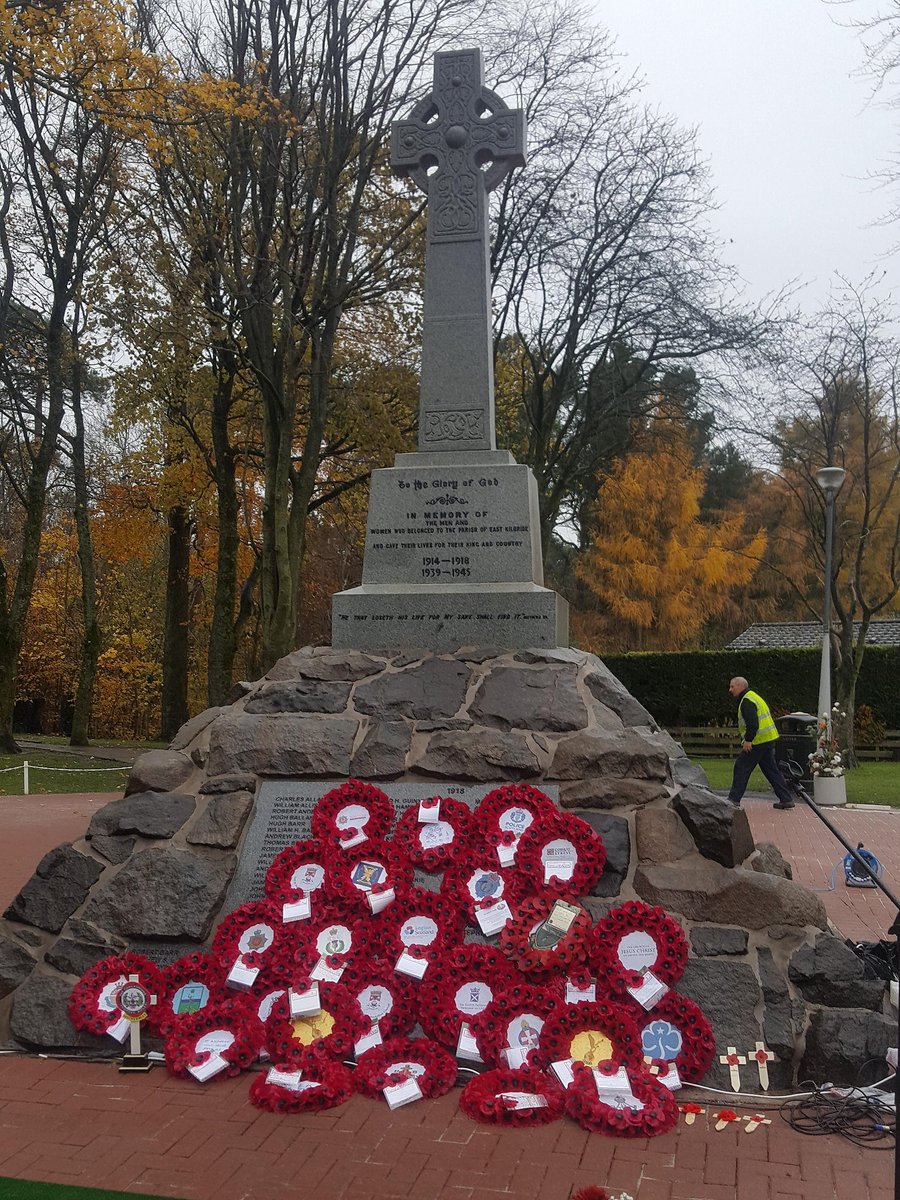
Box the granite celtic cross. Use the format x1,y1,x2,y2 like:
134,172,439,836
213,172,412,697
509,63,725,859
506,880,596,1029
391,48,526,453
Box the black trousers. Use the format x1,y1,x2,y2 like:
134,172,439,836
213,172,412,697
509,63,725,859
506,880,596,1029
727,741,794,805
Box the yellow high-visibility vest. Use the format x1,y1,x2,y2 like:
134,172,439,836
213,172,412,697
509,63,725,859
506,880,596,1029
738,690,779,744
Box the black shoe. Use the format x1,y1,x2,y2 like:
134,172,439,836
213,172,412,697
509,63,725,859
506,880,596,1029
772,801,795,810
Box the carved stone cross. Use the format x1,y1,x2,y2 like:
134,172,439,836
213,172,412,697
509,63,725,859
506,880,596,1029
392,48,526,453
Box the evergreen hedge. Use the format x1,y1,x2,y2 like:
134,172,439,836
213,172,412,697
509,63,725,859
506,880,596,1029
601,645,900,728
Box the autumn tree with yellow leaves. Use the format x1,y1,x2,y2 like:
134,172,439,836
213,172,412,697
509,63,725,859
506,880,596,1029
574,419,767,652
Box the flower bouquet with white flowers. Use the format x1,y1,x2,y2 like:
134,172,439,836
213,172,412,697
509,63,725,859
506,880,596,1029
808,704,847,777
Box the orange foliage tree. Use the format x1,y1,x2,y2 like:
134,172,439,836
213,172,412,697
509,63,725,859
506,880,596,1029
574,422,767,651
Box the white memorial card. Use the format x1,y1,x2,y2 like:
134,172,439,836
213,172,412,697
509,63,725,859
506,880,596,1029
266,1067,306,1091
541,839,577,883
188,1053,228,1083
289,982,321,1018
354,1025,383,1057
395,951,428,979
418,799,440,823
498,1091,549,1111
501,1046,531,1069
550,1059,576,1088
107,1016,131,1043
496,842,517,868
311,956,345,983
455,1022,483,1063
367,887,395,914
565,977,596,1004
626,970,667,1010
656,1064,682,1092
593,1066,631,1094
282,896,311,923
383,1077,423,1109
226,960,259,990
476,899,512,936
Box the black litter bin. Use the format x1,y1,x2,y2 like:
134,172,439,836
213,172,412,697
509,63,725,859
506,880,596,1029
777,712,817,783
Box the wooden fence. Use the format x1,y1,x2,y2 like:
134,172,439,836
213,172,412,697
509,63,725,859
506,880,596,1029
667,726,900,762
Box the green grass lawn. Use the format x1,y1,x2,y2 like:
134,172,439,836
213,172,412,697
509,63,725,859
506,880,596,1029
0,1181,174,1200
0,751,130,795
692,757,900,807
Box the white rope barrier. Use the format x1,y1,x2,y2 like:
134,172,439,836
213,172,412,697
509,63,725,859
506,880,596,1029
0,759,129,795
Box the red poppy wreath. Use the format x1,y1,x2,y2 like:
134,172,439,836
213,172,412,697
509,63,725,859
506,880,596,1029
626,990,715,1083
291,904,369,983
443,854,524,937
69,953,165,1041
164,1000,262,1083
264,837,333,923
327,838,412,914
249,1049,356,1113
534,999,643,1078
418,944,518,1051
154,951,226,1036
474,783,558,868
354,1035,458,1100
264,980,365,1063
311,779,393,852
459,1067,566,1127
343,960,418,1055
211,900,288,991
393,796,474,872
468,983,563,1069
498,894,592,978
589,901,689,1001
565,1060,680,1137
373,887,463,977
515,813,606,900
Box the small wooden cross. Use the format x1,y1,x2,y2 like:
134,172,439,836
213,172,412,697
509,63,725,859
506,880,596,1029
744,1113,772,1134
679,1102,705,1126
719,1046,746,1092
747,1042,775,1091
714,1108,740,1131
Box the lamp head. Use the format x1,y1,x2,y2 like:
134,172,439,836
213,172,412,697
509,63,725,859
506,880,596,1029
815,465,846,497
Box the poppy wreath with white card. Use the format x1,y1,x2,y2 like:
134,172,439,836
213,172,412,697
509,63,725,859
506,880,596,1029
459,1067,566,1127
211,900,287,990
468,982,563,1070
393,796,474,872
154,951,226,1036
474,783,558,868
68,953,165,1040
264,837,333,921
498,894,592,978
418,944,518,1049
515,813,606,900
163,1000,262,1082
534,999,643,1078
290,903,369,982
443,854,525,931
264,980,364,1063
624,990,715,1083
343,959,418,1048
326,838,412,912
311,779,393,853
371,886,463,975
354,1035,458,1100
589,901,689,999
564,1060,679,1138
249,1049,356,1113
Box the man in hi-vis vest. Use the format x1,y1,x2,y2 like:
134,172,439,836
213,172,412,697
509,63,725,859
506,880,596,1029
727,677,795,810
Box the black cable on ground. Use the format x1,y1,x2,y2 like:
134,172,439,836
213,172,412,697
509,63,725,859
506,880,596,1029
780,1080,895,1150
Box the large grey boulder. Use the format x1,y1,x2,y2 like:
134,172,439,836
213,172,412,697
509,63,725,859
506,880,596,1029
679,959,777,1089
266,648,384,682
673,785,755,867
690,926,749,957
634,858,828,929
45,918,126,978
186,792,253,849
5,844,105,933
244,680,352,715
411,728,539,780
635,807,695,864
10,973,113,1051
752,842,793,880
200,772,257,795
207,713,358,777
125,749,194,795
169,706,228,751
350,721,411,778
82,849,235,940
801,1008,894,1086
757,946,802,1061
470,666,587,732
560,777,669,810
575,811,630,898
0,936,36,999
89,835,136,865
789,934,887,1010
582,664,656,728
549,730,669,782
354,659,470,720
87,791,195,840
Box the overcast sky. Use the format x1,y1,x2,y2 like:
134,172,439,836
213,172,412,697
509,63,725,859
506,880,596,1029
593,0,898,310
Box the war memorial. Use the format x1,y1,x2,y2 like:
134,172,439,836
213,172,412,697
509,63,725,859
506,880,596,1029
0,49,892,1146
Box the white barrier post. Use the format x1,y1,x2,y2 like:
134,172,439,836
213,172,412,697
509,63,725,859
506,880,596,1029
23,760,29,795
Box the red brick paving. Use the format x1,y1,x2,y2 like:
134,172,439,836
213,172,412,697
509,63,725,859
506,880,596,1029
0,792,896,1198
